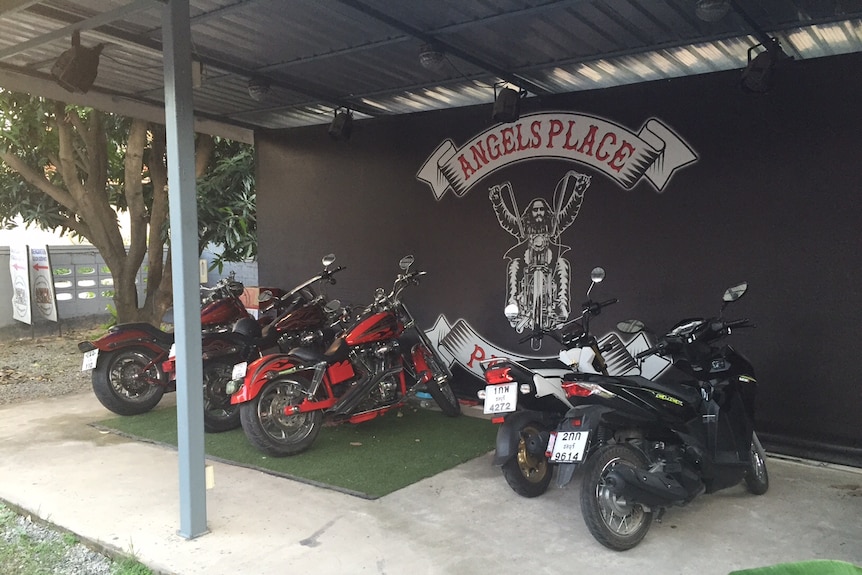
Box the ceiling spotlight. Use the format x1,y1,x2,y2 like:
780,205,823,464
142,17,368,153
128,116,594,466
695,0,731,22
419,44,445,72
247,77,271,102
328,108,353,141
492,84,523,123
51,31,103,94
740,40,790,93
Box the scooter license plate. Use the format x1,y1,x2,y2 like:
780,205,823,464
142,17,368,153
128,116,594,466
547,430,589,463
81,349,99,371
483,383,517,414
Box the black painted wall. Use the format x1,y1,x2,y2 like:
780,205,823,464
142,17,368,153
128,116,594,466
255,51,862,466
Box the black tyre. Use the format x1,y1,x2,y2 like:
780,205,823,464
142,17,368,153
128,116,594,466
580,443,653,551
92,347,166,415
418,345,461,417
202,358,242,433
239,373,322,456
744,431,769,495
501,421,554,498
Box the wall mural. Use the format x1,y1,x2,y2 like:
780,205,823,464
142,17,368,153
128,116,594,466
415,111,697,382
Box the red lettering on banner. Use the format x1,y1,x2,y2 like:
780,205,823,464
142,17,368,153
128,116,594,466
578,124,599,156
470,141,488,167
608,140,635,172
458,154,476,180
501,127,515,155
596,132,615,161
515,124,532,151
487,134,500,161
467,345,486,368
530,121,542,148
563,120,578,150
547,120,564,148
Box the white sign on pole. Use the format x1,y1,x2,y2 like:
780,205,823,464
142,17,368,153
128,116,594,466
9,244,31,324
30,245,58,322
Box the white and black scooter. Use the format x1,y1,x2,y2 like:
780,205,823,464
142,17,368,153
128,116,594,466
479,268,637,497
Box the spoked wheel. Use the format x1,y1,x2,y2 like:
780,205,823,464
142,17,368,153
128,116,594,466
580,443,653,551
502,421,554,498
239,373,322,456
744,431,769,495
416,344,461,417
202,358,241,433
92,346,166,415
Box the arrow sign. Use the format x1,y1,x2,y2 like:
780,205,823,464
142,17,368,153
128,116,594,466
33,263,49,271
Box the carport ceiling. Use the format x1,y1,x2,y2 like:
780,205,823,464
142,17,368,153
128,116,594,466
2,0,862,136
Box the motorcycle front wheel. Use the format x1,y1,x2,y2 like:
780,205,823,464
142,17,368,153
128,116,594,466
91,346,166,415
239,373,322,456
744,431,769,495
502,421,554,498
580,443,653,551
202,358,242,433
417,344,461,417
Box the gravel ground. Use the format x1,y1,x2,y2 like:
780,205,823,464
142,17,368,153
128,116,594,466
0,316,147,575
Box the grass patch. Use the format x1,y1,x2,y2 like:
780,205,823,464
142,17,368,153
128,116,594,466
95,404,496,498
0,502,153,575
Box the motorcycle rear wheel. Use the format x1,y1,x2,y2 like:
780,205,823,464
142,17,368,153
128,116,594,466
92,346,166,416
744,431,769,495
580,443,653,551
202,358,241,433
239,373,322,456
416,344,461,417
502,421,553,498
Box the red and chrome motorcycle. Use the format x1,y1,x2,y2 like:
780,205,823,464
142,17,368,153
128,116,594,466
161,254,346,432
79,273,259,417
228,255,461,456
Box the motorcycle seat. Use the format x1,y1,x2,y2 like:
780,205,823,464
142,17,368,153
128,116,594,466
109,322,175,345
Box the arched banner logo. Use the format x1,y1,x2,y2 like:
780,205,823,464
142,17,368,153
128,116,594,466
417,112,697,199
424,314,671,384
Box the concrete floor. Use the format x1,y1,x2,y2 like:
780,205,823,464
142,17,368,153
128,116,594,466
0,391,860,575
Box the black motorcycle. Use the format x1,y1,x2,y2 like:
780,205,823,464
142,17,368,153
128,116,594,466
479,267,634,497
550,280,768,550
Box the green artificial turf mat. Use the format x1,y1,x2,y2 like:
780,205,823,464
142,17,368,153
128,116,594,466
93,404,495,499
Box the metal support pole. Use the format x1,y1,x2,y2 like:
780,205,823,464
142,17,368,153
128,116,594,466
162,0,208,539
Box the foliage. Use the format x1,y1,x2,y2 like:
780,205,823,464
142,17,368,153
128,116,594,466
0,89,256,324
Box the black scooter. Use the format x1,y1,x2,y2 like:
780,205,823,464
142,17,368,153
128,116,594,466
550,280,768,550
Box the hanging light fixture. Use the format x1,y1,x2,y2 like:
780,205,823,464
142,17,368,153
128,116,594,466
419,43,445,72
740,39,790,93
492,83,523,123
328,108,353,141
695,0,731,22
247,77,271,102
51,31,103,93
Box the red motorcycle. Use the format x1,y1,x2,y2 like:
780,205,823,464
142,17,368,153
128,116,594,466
228,255,462,456
162,255,346,432
78,273,264,417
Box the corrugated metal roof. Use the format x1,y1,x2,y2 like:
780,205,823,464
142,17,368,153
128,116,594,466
1,0,861,133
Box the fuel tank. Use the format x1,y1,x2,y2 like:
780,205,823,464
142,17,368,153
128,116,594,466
344,311,403,346
200,297,248,327
275,301,325,332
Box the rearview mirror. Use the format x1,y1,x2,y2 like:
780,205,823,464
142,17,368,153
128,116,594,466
257,290,273,303
590,267,605,283
322,253,336,267
723,282,748,303
399,255,415,271
617,319,645,334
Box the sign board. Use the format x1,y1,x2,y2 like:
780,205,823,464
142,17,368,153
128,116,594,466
30,245,59,322
9,244,31,324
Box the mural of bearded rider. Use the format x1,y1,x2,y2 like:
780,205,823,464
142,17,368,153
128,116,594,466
489,170,592,339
